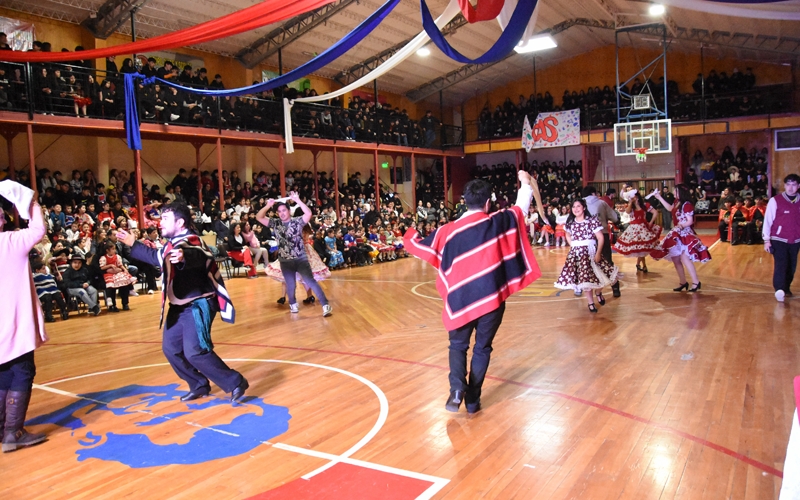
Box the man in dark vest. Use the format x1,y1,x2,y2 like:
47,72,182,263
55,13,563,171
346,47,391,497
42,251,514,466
117,203,248,402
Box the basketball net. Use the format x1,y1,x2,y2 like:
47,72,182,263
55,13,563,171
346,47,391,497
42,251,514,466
634,147,648,163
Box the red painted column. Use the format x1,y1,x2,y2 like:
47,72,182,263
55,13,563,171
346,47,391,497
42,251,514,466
373,149,380,204
194,143,203,213
4,133,16,181
216,137,225,212
313,150,319,204
333,147,340,216
279,142,286,197
26,124,37,198
134,150,145,229
443,155,448,205
410,152,416,210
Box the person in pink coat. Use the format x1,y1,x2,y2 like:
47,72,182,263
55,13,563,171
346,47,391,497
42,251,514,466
0,182,48,452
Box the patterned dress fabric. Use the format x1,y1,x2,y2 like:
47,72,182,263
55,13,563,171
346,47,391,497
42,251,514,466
555,216,619,291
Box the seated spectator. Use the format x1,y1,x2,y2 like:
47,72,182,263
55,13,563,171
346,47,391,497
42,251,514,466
99,242,136,312
32,260,69,322
226,222,257,278
62,254,100,315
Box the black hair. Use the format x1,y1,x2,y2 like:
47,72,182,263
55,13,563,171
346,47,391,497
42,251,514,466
785,173,800,184
581,185,597,197
462,179,492,210
674,184,693,205
566,198,589,228
162,202,196,233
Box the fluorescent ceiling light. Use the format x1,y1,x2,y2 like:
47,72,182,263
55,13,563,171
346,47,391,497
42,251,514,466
514,35,557,54
416,47,431,57
649,4,666,16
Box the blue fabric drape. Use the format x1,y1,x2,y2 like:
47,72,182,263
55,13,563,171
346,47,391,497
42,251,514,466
124,73,143,150
420,0,537,64
123,0,400,150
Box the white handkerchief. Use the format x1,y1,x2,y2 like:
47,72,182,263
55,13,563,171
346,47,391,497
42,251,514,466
0,180,35,219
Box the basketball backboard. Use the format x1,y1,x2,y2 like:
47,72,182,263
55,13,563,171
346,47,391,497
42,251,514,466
613,118,672,156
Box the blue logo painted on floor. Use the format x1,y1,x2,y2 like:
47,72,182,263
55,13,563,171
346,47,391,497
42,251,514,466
26,384,291,468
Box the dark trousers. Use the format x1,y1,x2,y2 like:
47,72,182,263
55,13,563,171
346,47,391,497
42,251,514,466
0,351,35,392
106,285,130,308
132,259,158,291
163,302,243,393
601,233,620,293
279,258,328,306
718,221,729,242
772,240,800,293
448,303,505,404
745,221,762,244
40,293,67,318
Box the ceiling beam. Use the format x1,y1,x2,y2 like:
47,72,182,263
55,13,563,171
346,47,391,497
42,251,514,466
405,18,614,102
236,0,359,69
332,14,468,86
81,0,150,40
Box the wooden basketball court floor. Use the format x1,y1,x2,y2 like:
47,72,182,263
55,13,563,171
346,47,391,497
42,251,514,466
2,241,797,499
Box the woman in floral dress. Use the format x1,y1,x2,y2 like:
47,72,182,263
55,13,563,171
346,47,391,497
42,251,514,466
554,199,619,313
649,184,711,292
612,192,661,272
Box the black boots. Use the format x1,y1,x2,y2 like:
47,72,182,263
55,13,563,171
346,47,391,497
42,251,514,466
2,390,47,453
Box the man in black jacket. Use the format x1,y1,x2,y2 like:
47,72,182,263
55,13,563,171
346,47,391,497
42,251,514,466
118,203,248,403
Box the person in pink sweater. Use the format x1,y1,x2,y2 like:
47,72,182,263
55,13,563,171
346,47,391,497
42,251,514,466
0,180,48,452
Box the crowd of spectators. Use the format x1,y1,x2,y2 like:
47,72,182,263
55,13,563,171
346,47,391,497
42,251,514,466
476,66,788,140
0,38,444,148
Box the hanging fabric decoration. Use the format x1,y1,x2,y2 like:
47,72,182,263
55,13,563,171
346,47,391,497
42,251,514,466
421,0,537,64
122,0,401,150
282,0,463,153
0,0,334,63
521,115,533,153
458,0,506,23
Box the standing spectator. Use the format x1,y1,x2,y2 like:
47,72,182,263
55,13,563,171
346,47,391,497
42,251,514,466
420,110,439,148
763,173,800,302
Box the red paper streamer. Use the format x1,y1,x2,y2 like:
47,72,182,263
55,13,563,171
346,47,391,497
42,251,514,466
0,0,334,62
458,0,505,23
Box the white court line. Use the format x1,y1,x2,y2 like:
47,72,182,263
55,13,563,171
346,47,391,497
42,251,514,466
35,360,445,498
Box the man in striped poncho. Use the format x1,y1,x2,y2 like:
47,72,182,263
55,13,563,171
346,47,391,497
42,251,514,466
404,170,542,414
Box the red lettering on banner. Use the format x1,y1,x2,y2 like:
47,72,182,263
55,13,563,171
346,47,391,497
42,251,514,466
532,116,559,143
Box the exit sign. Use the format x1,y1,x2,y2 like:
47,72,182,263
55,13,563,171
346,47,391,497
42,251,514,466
381,162,390,169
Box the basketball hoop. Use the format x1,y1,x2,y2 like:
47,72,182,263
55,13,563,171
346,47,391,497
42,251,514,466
634,147,648,163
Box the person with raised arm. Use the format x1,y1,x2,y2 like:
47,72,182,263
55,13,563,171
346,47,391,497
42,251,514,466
650,184,711,292
256,192,332,316
116,202,248,404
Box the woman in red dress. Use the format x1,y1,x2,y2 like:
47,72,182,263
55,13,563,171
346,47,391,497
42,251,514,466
650,185,711,292
612,192,661,272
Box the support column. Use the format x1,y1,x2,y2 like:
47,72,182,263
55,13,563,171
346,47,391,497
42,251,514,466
312,150,319,204
373,149,380,205
133,150,144,228
26,124,36,198
515,150,521,189
216,138,225,212
193,143,204,212
443,155,448,205
333,147,340,215
279,142,286,197
392,155,397,193
411,152,416,209
3,132,16,181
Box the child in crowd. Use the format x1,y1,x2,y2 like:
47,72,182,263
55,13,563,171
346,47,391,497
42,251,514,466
32,261,69,322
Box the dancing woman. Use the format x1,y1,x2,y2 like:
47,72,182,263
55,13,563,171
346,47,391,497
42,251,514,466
265,225,331,305
612,192,661,273
554,199,619,313
650,184,711,292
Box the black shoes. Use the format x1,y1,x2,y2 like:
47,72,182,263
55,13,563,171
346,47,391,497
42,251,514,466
612,287,621,298
673,283,689,292
303,295,316,304
466,400,481,414
108,305,120,313
445,390,465,412
122,305,130,311
61,310,69,320
588,304,598,313
596,293,606,306
180,388,210,402
231,378,249,403
276,296,286,305
689,282,702,292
